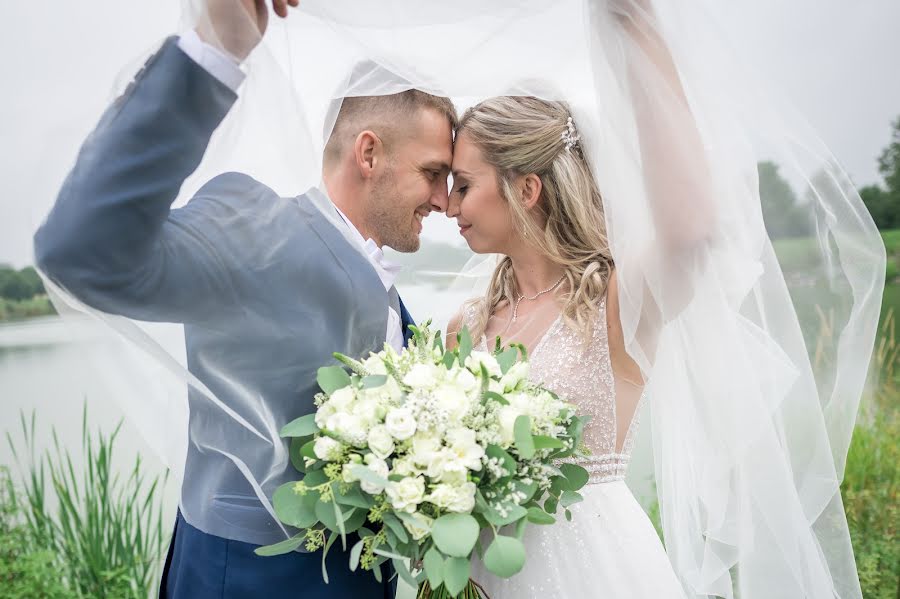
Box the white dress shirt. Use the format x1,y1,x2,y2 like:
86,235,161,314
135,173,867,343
331,204,406,353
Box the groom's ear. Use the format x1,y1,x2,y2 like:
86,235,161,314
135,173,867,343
354,130,383,180
520,173,543,210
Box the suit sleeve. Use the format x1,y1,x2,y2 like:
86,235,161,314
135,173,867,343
33,37,243,322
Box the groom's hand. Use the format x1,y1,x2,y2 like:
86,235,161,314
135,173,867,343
199,0,300,61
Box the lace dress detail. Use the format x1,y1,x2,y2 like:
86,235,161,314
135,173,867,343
463,299,644,485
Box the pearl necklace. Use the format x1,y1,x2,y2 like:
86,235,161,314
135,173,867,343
512,275,566,322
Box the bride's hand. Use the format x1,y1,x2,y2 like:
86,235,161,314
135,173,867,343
198,0,300,61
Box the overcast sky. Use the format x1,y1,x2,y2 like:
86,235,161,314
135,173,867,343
1,1,898,268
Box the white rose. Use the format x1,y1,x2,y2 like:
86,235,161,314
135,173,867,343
402,511,434,541
434,384,471,421
360,454,389,495
313,436,344,461
391,456,422,477
329,386,356,412
426,482,476,514
355,398,384,427
453,367,478,392
326,412,367,446
362,355,388,376
385,408,417,441
366,425,395,459
314,402,336,429
403,363,440,389
447,482,477,513
385,476,426,513
465,351,501,378
500,361,530,391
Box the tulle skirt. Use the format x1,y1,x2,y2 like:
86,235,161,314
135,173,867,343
471,480,686,598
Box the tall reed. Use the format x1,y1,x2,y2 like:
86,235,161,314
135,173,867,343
6,405,169,598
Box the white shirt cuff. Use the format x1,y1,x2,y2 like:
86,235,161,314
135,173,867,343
177,30,246,93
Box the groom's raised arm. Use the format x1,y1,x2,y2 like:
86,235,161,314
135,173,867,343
33,36,241,322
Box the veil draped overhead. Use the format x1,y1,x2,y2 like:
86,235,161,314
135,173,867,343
33,1,882,597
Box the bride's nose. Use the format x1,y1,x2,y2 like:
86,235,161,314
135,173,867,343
446,190,461,218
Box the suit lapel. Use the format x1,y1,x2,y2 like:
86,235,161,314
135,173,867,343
398,296,415,347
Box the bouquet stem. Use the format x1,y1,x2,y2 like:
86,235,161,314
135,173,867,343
416,580,490,599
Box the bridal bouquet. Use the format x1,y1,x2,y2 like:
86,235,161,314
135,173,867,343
257,323,589,598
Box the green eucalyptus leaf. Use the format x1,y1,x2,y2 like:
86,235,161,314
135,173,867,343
514,415,535,459
392,558,419,589
254,533,304,556
423,546,445,589
559,464,589,491
382,512,409,544
496,347,519,374
533,435,565,450
272,481,320,528
317,366,352,394
280,413,320,438
457,327,473,364
431,513,479,558
484,536,526,578
361,375,388,388
544,495,559,514
483,503,527,527
482,391,509,406
442,557,471,596
560,490,584,508
349,539,365,571
289,436,312,472
526,507,556,525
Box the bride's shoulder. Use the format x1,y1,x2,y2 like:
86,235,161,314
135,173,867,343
445,299,481,350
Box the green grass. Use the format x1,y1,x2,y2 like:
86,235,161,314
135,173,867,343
5,406,169,599
0,296,56,322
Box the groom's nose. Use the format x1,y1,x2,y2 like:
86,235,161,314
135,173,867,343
429,178,449,213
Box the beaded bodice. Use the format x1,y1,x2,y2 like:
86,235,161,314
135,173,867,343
464,299,643,484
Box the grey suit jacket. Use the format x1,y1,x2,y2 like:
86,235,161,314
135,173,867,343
34,37,392,545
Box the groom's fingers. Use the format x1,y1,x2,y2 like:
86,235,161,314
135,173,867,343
271,0,294,18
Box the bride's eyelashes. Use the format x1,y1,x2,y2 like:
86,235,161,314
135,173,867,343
453,185,469,197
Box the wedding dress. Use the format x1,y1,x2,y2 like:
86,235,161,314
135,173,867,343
462,298,686,598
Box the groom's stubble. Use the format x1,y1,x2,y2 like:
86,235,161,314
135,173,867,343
369,163,423,253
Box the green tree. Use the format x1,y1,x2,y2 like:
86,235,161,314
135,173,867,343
758,161,811,238
860,115,900,230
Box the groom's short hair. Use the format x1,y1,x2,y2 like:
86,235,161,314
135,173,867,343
323,62,457,166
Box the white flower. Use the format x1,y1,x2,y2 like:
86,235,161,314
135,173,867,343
465,351,501,378
426,482,476,513
313,436,344,461
362,355,388,376
436,460,469,485
391,456,422,477
409,434,442,468
360,454,389,495
341,454,362,483
446,428,485,471
497,405,523,446
355,398,384,427
385,407,417,440
402,511,434,541
314,402,336,429
403,363,441,389
500,361,530,391
434,384,471,421
425,448,454,480
453,367,478,392
385,476,426,513
329,386,356,412
366,425,395,459
325,412,367,446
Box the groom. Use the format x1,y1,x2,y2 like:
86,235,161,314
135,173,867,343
33,1,455,597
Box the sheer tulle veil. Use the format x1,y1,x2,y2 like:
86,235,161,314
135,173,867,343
31,1,883,597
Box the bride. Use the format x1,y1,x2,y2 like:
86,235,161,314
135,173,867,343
445,95,688,598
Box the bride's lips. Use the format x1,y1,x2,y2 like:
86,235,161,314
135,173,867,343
459,224,472,236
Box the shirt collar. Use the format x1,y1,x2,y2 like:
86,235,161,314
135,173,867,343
324,188,402,292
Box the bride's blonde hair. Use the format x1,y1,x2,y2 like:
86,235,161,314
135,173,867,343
458,96,613,341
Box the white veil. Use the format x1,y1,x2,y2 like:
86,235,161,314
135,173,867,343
30,1,882,597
